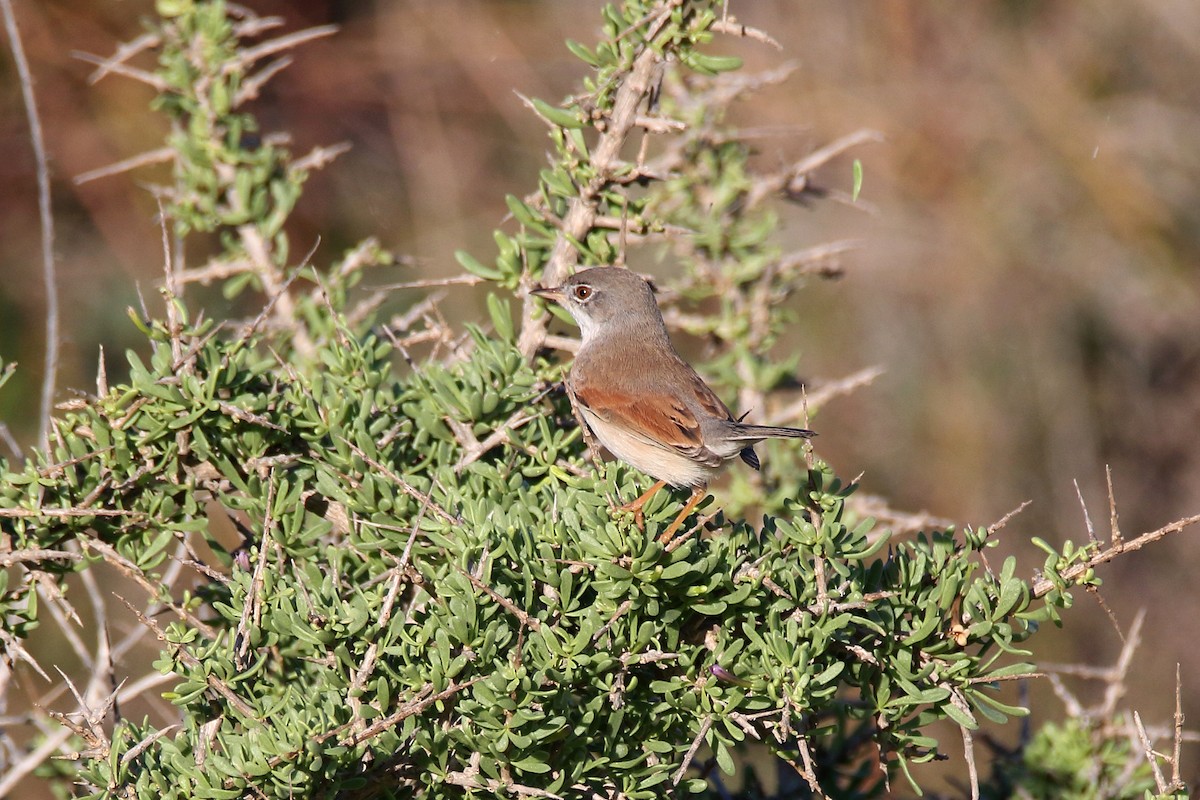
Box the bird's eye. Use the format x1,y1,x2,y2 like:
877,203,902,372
572,285,593,301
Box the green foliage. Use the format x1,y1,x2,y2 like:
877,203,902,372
0,302,1071,797
985,717,1162,800
0,2,1187,799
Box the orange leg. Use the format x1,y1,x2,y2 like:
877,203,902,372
618,480,667,530
659,485,708,544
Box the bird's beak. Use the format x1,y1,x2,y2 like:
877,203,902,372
530,285,563,302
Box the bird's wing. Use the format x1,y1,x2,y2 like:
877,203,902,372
573,382,721,466
684,366,737,422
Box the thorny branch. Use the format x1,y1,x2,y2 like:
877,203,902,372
1032,513,1200,598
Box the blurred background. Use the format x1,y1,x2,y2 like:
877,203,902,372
2,0,1198,792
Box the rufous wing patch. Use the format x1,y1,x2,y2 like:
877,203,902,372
574,383,703,454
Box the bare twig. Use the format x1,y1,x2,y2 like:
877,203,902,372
672,715,713,786
235,470,276,669
79,30,159,84
71,49,169,91
234,55,291,106
711,17,782,49
0,421,20,459
290,141,352,174
954,693,980,800
793,735,827,798
988,500,1033,535
377,274,486,292
340,677,482,747
74,146,175,185
225,24,338,73
1073,478,1099,544
745,128,884,207
116,595,255,718
1170,663,1184,789
2,0,59,450
0,725,73,797
1105,464,1122,546
450,562,542,632
0,548,82,567
0,506,147,519
1133,711,1169,793
451,409,537,473
1101,609,1144,717
1032,514,1200,598
340,439,461,526
83,539,218,639
789,365,884,417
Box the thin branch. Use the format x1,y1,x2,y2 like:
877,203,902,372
1101,609,1144,718
0,725,73,798
339,678,481,747
235,469,276,669
453,408,537,473
0,421,21,459
791,365,884,416
711,17,782,49
74,146,175,185
1073,478,1099,544
340,438,461,526
116,595,255,718
289,141,352,174
672,715,713,786
450,562,542,632
225,24,338,73
79,30,159,84
793,735,828,799
953,692,980,800
2,0,59,450
0,547,82,567
1172,663,1184,789
71,49,169,91
377,274,486,292
0,506,147,519
988,500,1033,535
1032,514,1200,597
1133,711,1169,793
1105,464,1122,546
234,55,291,106
746,128,884,207
83,539,218,639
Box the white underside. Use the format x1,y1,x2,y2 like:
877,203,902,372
580,406,717,488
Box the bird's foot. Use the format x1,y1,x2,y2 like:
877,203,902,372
616,480,666,531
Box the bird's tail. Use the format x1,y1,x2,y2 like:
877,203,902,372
732,423,815,441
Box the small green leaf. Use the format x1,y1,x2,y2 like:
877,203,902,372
455,250,502,281
531,98,583,129
486,294,515,342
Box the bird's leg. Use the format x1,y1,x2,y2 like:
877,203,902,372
659,485,707,544
618,480,666,530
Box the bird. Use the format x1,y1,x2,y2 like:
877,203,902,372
531,266,814,543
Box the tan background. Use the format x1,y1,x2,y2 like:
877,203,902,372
2,0,1198,793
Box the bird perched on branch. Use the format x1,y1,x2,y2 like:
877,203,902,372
532,267,814,543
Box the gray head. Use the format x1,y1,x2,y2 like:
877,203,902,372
531,267,667,344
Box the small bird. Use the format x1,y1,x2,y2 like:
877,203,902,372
531,267,814,543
